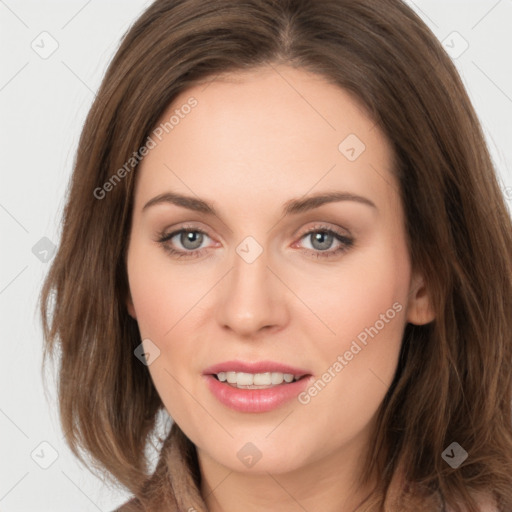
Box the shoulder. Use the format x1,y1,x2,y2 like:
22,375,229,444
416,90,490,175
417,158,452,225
111,497,144,512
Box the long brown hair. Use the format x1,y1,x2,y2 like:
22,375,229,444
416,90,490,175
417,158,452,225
40,0,512,510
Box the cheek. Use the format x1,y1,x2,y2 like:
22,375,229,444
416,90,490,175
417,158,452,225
291,245,410,426
127,242,178,339
294,267,408,435
126,240,209,339
299,246,409,352
126,244,203,419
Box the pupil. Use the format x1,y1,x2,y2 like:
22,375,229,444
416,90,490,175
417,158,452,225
181,231,203,250
311,232,333,251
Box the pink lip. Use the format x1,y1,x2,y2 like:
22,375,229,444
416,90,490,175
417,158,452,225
203,360,310,377
203,360,313,413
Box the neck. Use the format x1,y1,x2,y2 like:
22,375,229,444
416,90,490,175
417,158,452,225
197,427,379,512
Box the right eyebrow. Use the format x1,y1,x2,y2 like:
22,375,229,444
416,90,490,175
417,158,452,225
142,192,215,214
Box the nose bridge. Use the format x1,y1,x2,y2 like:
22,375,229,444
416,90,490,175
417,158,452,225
215,242,288,336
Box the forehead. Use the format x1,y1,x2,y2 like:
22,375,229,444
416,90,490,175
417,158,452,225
134,65,398,215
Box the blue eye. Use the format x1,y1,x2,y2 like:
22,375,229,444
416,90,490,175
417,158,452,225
157,228,211,258
298,227,354,259
157,225,354,260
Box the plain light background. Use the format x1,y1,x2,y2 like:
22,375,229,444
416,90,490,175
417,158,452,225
0,1,511,511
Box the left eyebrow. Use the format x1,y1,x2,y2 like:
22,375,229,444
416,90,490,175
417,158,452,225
141,190,377,215
282,191,377,215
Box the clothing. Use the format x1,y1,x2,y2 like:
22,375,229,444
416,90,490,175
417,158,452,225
113,422,497,512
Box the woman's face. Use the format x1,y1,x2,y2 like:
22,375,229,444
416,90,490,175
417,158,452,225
126,65,432,476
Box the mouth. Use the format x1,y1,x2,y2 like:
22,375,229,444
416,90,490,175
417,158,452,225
203,361,313,412
211,371,308,389
203,360,311,385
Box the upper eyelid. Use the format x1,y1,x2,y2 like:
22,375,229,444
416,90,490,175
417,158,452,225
159,227,211,243
160,222,349,237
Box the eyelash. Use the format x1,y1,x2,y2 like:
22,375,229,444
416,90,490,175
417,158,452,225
156,224,354,260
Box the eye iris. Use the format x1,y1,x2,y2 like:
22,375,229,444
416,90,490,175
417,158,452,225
181,231,203,250
311,231,333,251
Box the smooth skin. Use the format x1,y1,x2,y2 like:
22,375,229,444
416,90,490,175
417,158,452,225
126,65,435,512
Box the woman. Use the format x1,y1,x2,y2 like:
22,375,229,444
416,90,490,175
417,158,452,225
40,0,512,510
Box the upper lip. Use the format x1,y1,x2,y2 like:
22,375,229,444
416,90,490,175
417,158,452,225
203,360,311,377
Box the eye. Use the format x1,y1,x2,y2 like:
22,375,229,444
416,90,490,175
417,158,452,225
157,227,214,258
156,224,354,260
295,225,354,259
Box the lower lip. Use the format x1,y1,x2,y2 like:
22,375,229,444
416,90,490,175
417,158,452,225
204,375,312,413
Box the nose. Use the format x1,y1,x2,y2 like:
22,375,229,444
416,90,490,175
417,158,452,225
215,247,290,338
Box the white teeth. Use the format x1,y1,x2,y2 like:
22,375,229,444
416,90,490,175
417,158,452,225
215,371,298,388
237,372,254,386
253,372,271,385
271,372,284,385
